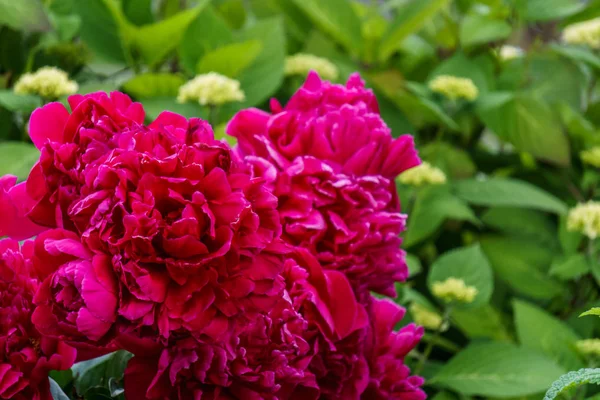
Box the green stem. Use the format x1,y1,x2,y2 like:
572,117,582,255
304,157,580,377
414,307,452,375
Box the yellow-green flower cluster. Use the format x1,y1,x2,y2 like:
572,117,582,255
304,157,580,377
581,147,600,168
409,303,444,330
432,277,478,304
177,72,245,106
498,45,524,61
14,67,78,99
563,18,600,49
576,339,600,357
567,201,600,239
284,53,338,81
428,75,479,101
398,162,447,186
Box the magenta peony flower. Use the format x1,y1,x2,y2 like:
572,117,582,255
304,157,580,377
0,239,76,400
228,72,420,297
0,175,45,240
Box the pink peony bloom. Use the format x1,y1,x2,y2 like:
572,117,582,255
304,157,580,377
228,73,419,297
0,239,76,400
0,175,45,240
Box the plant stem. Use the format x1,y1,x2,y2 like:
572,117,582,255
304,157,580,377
414,307,452,376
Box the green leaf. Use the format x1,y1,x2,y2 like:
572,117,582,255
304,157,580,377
544,369,600,400
0,0,50,32
379,0,450,62
514,299,583,371
0,91,41,113
196,40,262,77
49,377,70,400
140,97,205,122
232,17,285,107
429,52,491,95
513,0,584,22
420,142,476,179
406,253,422,277
552,44,600,70
122,73,185,98
179,6,233,74
122,0,154,26
131,1,211,66
0,142,39,180
580,307,600,318
290,0,363,56
476,93,570,165
528,53,586,110
550,254,590,280
72,350,133,396
453,178,568,214
481,207,559,248
404,185,478,247
74,0,129,64
559,214,583,255
460,14,512,48
427,244,493,308
451,304,511,341
431,342,565,397
480,236,564,300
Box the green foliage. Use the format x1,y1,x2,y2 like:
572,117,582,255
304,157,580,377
543,368,600,400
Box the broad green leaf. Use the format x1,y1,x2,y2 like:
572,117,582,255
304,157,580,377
72,350,133,396
512,0,584,22
379,0,449,62
544,369,600,400
404,185,478,247
290,0,363,56
552,44,600,70
476,93,570,165
74,0,130,64
481,207,558,248
460,14,511,48
406,253,422,277
179,6,233,74
453,178,568,214
480,236,564,300
0,91,41,113
420,142,476,178
428,52,491,95
197,40,262,77
580,308,600,318
49,377,70,400
514,299,583,371
0,0,50,32
550,254,590,280
131,1,210,66
0,142,39,180
122,0,154,26
559,214,583,255
232,18,285,107
432,342,565,397
451,304,511,341
122,73,185,98
427,244,494,308
141,97,205,122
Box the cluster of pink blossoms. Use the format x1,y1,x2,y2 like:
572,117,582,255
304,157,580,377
0,72,425,399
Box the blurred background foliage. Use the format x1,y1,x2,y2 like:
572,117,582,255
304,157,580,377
4,0,600,399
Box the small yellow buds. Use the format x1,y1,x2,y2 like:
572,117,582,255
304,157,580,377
178,72,245,106
432,277,478,304
409,303,445,330
567,202,600,239
398,162,447,186
563,18,600,49
285,53,338,81
428,75,479,101
14,67,78,99
498,45,524,61
576,339,600,357
581,147,600,168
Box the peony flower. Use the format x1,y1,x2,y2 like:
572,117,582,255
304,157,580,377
177,73,245,106
228,72,420,297
581,146,600,168
398,162,446,186
285,53,339,81
567,201,600,239
428,75,479,101
14,66,78,99
431,277,478,304
563,18,600,48
0,239,76,400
